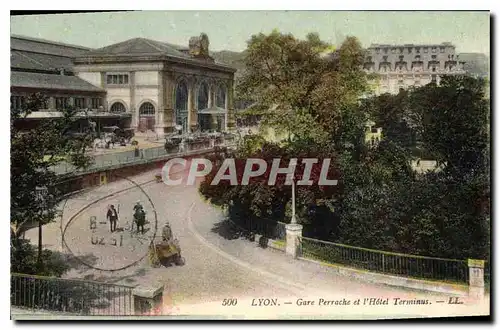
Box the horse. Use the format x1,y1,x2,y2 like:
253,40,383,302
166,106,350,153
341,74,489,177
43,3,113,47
133,207,146,234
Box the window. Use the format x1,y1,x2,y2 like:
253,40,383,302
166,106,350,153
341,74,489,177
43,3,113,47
415,47,420,53
366,56,372,62
106,74,129,85
382,56,388,62
399,55,404,61
391,48,396,54
408,47,412,54
74,97,85,109
375,48,380,54
110,102,126,113
91,98,102,109
431,47,437,53
424,47,428,53
55,97,70,110
414,80,421,86
10,95,26,110
399,48,404,54
440,47,445,53
197,82,209,110
431,75,437,83
432,67,436,72
431,55,437,59
383,48,388,54
398,80,404,84
139,102,155,116
415,55,421,61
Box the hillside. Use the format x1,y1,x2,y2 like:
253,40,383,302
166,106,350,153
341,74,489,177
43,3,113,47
210,50,246,79
459,53,490,78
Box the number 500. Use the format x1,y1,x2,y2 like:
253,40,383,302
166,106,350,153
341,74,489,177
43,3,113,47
222,298,238,306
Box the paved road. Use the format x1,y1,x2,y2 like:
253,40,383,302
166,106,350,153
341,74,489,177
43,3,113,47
23,167,489,319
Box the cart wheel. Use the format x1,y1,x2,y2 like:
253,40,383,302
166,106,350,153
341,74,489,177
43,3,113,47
174,255,184,266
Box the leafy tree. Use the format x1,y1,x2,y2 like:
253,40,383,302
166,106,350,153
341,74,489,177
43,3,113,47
337,76,490,260
11,93,92,273
409,76,489,178
237,31,370,141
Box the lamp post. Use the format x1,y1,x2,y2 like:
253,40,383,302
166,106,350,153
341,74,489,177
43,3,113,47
35,186,48,267
291,177,297,225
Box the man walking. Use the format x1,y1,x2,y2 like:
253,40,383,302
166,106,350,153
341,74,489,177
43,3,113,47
107,204,119,232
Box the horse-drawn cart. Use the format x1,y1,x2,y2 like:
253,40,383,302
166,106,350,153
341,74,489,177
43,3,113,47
148,238,184,267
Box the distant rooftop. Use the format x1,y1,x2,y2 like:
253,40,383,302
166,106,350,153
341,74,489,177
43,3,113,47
11,71,105,93
369,42,455,48
11,34,92,58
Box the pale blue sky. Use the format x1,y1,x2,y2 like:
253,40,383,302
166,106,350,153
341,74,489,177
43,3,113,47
10,11,490,54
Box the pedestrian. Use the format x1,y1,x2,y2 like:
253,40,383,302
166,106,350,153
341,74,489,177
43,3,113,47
107,204,119,232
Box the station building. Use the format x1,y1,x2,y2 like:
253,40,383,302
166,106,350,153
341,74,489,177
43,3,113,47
11,34,237,136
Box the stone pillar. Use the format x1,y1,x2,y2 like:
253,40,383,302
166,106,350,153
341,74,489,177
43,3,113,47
48,97,56,111
162,72,175,135
208,84,214,108
187,81,197,133
155,71,166,138
133,284,164,315
226,79,236,132
129,71,137,130
468,259,485,300
85,97,92,111
285,223,303,258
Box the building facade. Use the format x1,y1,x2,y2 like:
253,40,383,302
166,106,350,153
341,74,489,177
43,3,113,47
73,34,237,136
364,42,466,95
11,34,237,136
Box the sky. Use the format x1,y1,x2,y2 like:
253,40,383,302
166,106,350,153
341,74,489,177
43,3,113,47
10,11,490,55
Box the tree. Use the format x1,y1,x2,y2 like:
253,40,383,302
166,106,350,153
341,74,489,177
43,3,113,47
409,76,489,178
337,76,490,260
237,31,370,141
11,93,92,274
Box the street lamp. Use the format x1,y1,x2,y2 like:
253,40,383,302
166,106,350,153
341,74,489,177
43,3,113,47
35,186,48,266
290,177,297,225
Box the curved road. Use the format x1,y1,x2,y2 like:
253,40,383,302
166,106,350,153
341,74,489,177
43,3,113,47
25,168,489,319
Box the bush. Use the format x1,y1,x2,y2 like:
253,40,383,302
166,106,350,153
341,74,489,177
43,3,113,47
11,238,69,277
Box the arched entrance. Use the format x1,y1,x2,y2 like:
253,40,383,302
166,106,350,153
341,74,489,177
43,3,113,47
175,80,188,133
138,102,156,132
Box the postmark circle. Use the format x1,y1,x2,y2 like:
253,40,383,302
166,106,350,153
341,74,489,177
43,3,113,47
60,175,158,272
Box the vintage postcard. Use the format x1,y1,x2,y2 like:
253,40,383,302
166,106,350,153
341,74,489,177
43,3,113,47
9,10,490,320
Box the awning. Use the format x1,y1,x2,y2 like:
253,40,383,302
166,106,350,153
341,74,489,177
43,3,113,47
198,106,227,115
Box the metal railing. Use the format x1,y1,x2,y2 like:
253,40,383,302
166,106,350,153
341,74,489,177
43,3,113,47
300,237,469,284
11,273,134,315
237,217,287,241
50,138,236,176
